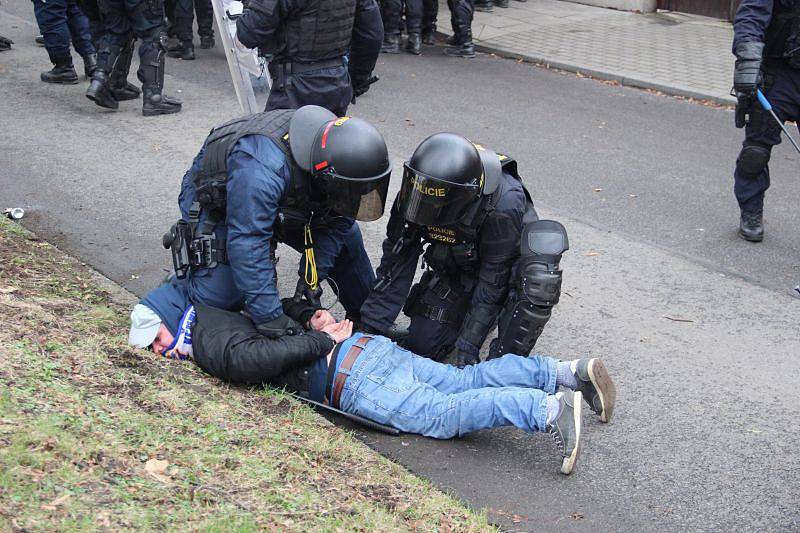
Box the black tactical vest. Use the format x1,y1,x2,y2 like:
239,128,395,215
423,156,525,276
193,109,312,227
268,0,357,63
764,0,800,61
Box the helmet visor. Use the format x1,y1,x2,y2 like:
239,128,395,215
398,165,481,226
323,171,392,222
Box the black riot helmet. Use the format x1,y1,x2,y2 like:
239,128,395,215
399,133,485,226
288,106,392,222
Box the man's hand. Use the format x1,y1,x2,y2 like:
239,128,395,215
321,319,353,344
310,309,336,330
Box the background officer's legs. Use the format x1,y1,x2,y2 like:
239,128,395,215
488,220,568,359
402,273,472,361
166,0,195,60
380,0,402,53
404,0,424,54
34,0,95,83
326,224,377,322
421,0,437,45
128,0,182,115
444,0,474,58
734,65,800,242
193,0,214,48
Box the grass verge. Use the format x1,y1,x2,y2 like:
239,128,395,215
0,218,493,531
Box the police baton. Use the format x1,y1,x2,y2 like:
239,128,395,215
756,89,800,156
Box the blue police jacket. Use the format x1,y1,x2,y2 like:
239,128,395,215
177,135,356,324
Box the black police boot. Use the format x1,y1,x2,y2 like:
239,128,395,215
474,0,493,12
739,210,764,242
109,36,140,101
86,70,120,109
41,56,79,84
140,44,182,116
444,41,475,58
406,32,421,55
81,52,98,79
381,35,400,54
446,34,459,46
200,35,215,49
495,0,509,7
167,40,195,60
422,31,436,46
0,35,13,51
35,34,45,46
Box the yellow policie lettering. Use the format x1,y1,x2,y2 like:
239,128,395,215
412,177,446,197
428,226,457,243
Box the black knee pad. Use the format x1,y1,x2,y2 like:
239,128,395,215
488,220,568,358
736,145,771,180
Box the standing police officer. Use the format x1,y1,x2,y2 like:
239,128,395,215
32,0,97,83
163,105,392,337
732,0,800,241
85,0,182,115
235,0,383,116
359,133,568,366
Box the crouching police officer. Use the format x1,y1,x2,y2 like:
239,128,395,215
163,105,392,338
359,133,568,366
731,0,800,241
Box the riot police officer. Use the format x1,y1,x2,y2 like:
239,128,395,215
381,0,422,55
85,0,182,115
235,0,383,116
359,133,569,366
163,105,392,337
732,0,800,241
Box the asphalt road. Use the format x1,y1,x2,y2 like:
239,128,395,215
2,4,800,530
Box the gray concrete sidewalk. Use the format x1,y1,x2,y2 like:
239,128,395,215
436,0,735,103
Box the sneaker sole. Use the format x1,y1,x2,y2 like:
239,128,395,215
588,359,616,423
561,391,582,475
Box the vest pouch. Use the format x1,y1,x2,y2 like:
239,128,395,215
451,242,479,271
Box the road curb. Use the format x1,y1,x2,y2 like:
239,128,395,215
463,40,736,106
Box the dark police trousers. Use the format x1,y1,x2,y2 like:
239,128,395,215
170,0,213,42
382,0,423,36
735,63,800,212
33,0,95,61
97,0,162,67
266,62,352,117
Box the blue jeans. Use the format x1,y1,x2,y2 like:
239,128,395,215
338,335,557,439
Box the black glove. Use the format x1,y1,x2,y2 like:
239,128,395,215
350,73,379,103
293,277,323,308
280,297,319,328
447,346,480,368
255,313,303,338
0,35,13,50
733,42,764,128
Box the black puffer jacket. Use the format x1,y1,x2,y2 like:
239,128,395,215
192,303,334,393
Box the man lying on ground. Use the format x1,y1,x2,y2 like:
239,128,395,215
129,278,616,475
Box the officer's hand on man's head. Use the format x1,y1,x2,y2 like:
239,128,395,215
310,309,336,330
321,319,353,344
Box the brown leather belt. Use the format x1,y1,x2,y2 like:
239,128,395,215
330,335,372,409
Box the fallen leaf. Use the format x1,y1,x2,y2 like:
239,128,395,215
592,187,603,192
0,286,17,294
585,251,601,257
41,493,71,510
145,458,171,483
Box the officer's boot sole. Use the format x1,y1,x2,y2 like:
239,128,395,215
41,73,79,84
142,102,182,116
738,228,764,242
587,359,616,423
561,391,582,475
86,81,119,109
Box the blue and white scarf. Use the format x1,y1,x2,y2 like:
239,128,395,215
163,305,195,360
